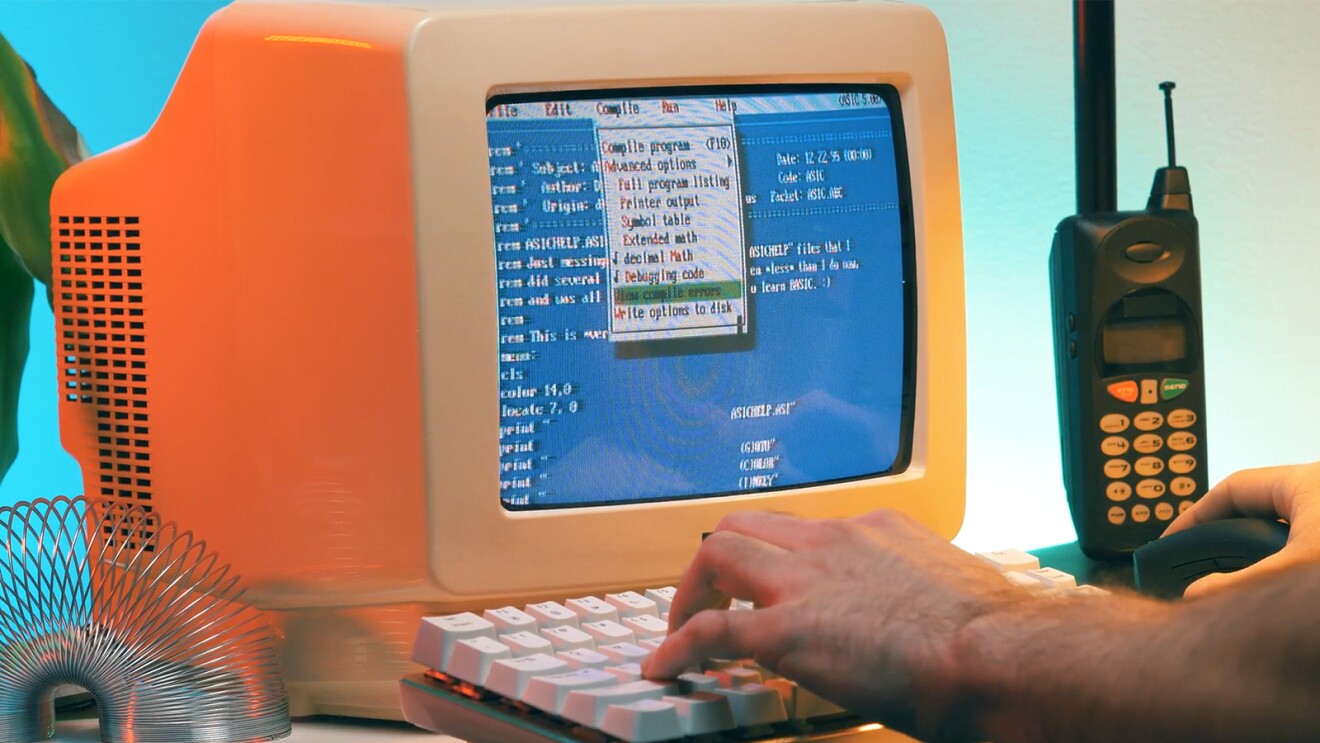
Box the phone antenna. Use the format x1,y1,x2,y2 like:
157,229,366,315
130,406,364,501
1160,81,1177,167
1147,80,1191,212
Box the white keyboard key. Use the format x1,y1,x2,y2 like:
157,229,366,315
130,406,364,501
557,648,612,671
706,666,763,688
1069,583,1112,597
622,614,668,640
663,692,737,735
561,680,679,727
677,672,721,694
600,699,684,743
606,590,659,618
1026,567,1077,590
566,596,620,623
540,624,596,652
582,619,637,645
604,663,644,683
712,683,788,726
644,587,677,613
484,605,539,634
411,612,496,670
976,548,1040,573
639,637,666,651
525,601,580,629
485,653,571,698
1004,571,1044,591
500,630,554,657
521,668,619,714
598,642,651,665
730,599,755,611
445,636,512,684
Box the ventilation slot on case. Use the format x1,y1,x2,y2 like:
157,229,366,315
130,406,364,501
54,214,155,550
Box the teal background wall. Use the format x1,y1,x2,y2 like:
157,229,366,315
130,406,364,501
926,0,1320,551
0,0,228,507
3,1,1318,552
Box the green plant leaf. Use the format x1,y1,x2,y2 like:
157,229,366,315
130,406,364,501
0,232,33,483
0,32,86,486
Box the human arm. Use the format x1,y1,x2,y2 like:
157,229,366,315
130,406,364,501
642,509,1320,743
1163,461,1320,597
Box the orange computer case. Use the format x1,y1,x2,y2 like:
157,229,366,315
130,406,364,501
51,2,433,718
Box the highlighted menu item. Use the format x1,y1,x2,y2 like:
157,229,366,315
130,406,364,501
600,125,748,342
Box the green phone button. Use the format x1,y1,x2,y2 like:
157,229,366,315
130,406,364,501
1161,378,1190,400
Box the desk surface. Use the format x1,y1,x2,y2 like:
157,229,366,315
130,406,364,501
52,716,915,742
52,716,457,742
1030,540,1135,589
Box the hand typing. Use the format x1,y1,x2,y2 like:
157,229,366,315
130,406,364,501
642,509,1023,741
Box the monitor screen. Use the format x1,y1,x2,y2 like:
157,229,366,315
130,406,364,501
489,85,914,510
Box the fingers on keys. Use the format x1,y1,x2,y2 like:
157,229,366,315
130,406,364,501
645,603,780,680
666,530,788,632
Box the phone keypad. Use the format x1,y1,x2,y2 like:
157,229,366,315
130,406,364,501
1170,454,1196,474
1133,456,1164,477
1132,433,1163,453
1101,436,1129,456
1167,409,1197,428
1135,479,1164,499
1168,431,1196,451
1104,459,1131,478
1097,377,1203,526
1139,379,1158,404
1099,413,1130,434
1107,381,1139,403
1133,411,1164,431
1106,481,1132,502
1170,476,1197,497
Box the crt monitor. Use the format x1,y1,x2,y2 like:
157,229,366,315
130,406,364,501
48,0,965,721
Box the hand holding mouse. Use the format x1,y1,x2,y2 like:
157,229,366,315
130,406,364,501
1163,461,1320,597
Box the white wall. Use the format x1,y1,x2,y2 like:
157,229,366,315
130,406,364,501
929,0,1320,551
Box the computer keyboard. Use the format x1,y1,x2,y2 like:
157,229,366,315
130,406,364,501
399,550,1108,742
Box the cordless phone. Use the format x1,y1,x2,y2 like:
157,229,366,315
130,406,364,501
1051,82,1209,559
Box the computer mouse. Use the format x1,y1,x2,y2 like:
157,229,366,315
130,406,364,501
1132,517,1290,599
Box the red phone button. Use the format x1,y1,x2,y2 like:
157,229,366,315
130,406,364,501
1107,380,1139,403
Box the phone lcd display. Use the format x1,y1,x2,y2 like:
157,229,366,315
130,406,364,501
1102,320,1187,365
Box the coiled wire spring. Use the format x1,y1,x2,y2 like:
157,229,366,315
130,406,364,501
0,496,289,742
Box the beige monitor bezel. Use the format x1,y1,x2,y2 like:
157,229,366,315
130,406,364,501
407,0,965,602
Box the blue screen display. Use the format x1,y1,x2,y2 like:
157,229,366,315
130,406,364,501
487,85,913,510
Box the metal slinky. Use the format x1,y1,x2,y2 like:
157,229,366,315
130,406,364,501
0,496,290,743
